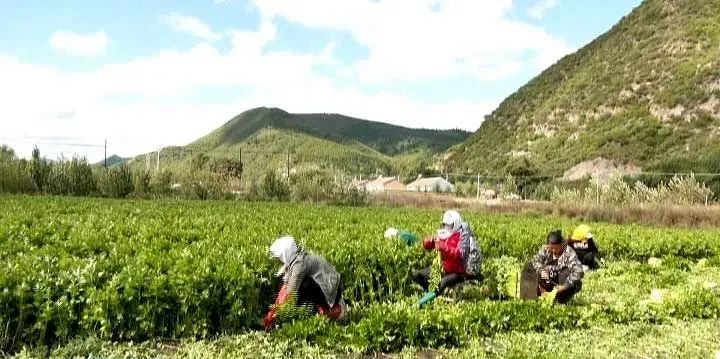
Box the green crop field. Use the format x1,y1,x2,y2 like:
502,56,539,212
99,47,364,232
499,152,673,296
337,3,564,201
1,196,720,358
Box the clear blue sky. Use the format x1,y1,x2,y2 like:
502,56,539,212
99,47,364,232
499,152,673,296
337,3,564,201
0,0,642,160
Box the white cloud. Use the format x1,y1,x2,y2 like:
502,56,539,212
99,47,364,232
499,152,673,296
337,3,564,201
49,31,108,57
0,19,336,161
2,2,578,161
251,0,571,84
160,13,222,41
0,43,491,162
528,0,559,20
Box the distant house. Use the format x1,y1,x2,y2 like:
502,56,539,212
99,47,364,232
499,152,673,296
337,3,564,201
350,179,369,191
365,176,406,192
406,177,455,193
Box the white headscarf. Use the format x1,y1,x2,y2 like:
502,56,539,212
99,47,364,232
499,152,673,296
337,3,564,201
270,236,298,277
438,210,462,239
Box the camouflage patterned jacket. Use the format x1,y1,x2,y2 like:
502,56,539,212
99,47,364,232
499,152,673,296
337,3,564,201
531,245,584,287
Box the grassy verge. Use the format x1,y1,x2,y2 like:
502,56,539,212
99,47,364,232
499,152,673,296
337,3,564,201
371,192,720,228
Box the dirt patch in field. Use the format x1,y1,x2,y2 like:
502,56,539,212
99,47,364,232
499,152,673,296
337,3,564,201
561,157,641,183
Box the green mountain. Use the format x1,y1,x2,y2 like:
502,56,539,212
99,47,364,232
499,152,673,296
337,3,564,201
94,155,128,168
447,0,720,176
191,107,468,155
131,107,470,178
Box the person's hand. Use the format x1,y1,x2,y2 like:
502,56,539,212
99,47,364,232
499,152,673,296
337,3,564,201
263,310,277,331
540,270,549,280
422,237,435,250
435,239,446,250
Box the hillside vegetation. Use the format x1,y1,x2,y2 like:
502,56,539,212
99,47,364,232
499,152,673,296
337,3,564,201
129,107,470,179
448,0,720,177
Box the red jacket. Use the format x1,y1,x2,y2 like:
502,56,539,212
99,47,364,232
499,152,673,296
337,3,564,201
423,231,465,274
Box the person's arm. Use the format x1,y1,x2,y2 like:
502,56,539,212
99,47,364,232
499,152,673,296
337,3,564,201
281,259,306,304
264,259,306,329
559,252,584,291
264,283,291,329
531,246,547,273
587,238,599,254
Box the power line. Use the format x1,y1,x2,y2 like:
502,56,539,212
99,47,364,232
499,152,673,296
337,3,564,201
5,137,720,179
350,171,720,181
631,172,720,177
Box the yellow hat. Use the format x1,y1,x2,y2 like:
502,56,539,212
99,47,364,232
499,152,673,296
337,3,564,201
571,225,593,241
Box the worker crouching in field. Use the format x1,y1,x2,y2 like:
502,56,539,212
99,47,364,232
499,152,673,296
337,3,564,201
531,230,584,304
567,224,600,271
264,236,348,330
412,210,483,308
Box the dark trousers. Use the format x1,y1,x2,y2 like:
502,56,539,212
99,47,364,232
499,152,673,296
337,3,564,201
538,268,582,304
412,267,475,295
297,277,343,311
579,252,598,269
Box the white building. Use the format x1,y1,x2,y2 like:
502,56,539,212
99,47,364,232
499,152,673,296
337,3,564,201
406,177,455,193
365,176,406,192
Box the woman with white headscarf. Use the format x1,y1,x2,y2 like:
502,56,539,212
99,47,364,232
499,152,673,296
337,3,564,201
412,210,481,307
264,236,347,330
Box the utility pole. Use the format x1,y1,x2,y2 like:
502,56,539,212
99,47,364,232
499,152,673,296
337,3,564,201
476,173,480,200
286,148,290,181
595,170,600,205
156,148,161,172
104,139,107,169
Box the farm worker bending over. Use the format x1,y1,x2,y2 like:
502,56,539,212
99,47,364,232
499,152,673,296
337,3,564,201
412,210,483,308
567,224,600,271
264,236,348,330
532,230,584,304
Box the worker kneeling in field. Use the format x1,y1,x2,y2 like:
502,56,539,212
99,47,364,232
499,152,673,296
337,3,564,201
529,230,584,304
264,236,347,330
567,224,600,271
412,210,483,308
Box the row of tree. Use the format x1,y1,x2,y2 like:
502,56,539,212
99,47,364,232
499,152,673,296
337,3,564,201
0,145,366,205
0,145,244,199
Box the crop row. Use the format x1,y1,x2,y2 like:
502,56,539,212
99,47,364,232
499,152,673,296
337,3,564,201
275,285,720,353
1,196,720,351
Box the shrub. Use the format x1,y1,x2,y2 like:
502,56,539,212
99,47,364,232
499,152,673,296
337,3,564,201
262,170,291,201
551,174,714,206
98,165,134,198
133,170,152,198
453,180,475,197
0,157,34,194
30,147,50,193
179,171,229,200
150,170,174,196
290,169,334,202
